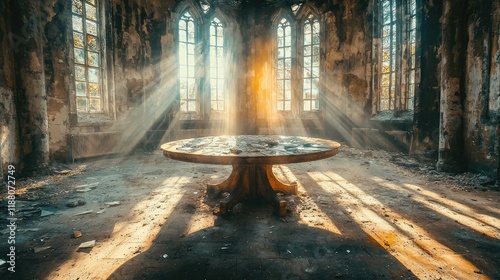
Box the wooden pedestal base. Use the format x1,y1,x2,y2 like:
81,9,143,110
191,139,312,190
207,164,297,217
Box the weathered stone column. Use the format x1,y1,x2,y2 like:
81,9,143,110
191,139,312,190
436,0,467,172
13,0,49,172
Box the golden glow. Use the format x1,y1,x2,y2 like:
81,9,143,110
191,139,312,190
370,178,500,239
309,171,488,280
47,176,188,279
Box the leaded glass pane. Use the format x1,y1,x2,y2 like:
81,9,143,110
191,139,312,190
87,51,99,66
72,0,83,14
88,68,99,83
75,65,86,81
85,3,97,20
72,15,83,32
77,97,88,111
89,98,100,112
74,32,84,48
304,32,311,45
72,0,103,113
89,83,99,97
179,19,186,30
86,20,97,36
187,101,196,112
304,23,311,35
313,45,320,55
87,35,98,51
76,82,86,96
188,22,195,41
187,44,195,55
312,66,319,78
74,48,85,64
179,30,187,42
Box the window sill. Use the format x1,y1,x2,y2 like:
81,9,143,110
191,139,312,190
71,113,114,127
300,111,321,119
371,110,414,124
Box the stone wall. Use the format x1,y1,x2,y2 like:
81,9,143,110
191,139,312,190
0,0,19,178
463,0,500,174
1,0,499,179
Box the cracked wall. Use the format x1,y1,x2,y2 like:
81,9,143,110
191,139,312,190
463,0,500,174
0,0,19,177
2,0,499,178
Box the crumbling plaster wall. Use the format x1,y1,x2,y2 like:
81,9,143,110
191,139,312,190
0,0,20,177
463,0,500,174
413,0,442,155
321,0,371,141
43,0,73,161
43,0,173,160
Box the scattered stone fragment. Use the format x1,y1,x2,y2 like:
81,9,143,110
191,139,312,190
229,148,242,154
96,209,106,214
78,240,96,249
33,246,51,253
66,200,86,208
75,183,99,192
105,201,121,207
18,228,41,232
75,210,94,216
132,247,142,254
74,230,83,238
40,210,54,217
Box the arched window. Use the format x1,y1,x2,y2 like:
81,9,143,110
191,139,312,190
378,0,418,111
176,3,230,118
178,11,197,113
276,17,292,111
209,17,225,111
72,0,104,114
302,14,320,111
274,4,321,115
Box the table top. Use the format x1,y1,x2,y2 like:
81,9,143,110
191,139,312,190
160,135,341,165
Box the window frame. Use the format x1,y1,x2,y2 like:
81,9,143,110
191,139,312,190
175,3,230,121
69,0,114,125
272,4,323,119
374,0,420,114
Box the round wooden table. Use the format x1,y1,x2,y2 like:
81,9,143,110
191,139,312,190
160,135,341,216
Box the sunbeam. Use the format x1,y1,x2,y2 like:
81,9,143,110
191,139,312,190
309,171,488,280
371,178,500,239
47,175,189,279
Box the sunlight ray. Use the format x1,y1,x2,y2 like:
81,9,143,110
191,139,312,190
371,177,500,239
47,176,189,279
310,171,487,280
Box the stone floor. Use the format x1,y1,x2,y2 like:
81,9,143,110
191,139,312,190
1,146,499,279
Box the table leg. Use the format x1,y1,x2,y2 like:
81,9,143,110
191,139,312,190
207,165,241,197
216,164,296,217
263,165,298,195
